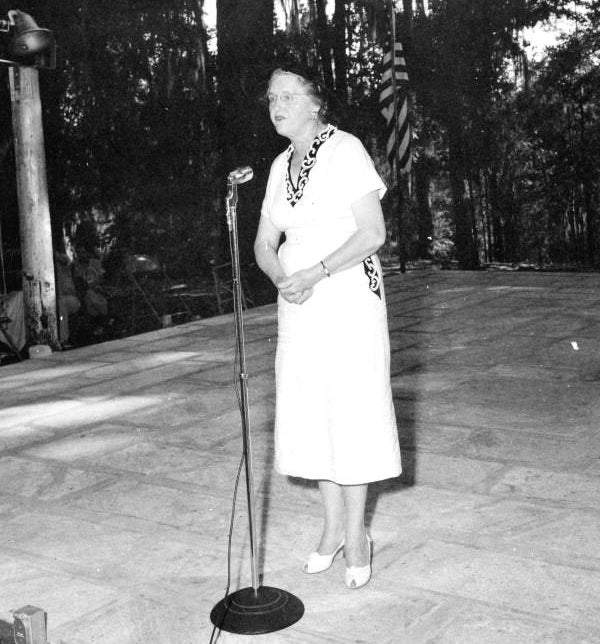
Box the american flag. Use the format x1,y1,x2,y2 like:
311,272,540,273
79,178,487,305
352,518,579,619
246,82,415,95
379,36,411,175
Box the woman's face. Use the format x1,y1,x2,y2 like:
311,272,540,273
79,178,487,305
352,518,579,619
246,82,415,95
267,72,320,141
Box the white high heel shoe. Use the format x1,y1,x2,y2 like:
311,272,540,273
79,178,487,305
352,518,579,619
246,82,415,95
345,535,373,589
303,539,345,574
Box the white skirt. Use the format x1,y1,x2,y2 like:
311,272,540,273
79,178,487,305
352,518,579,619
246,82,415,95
274,245,401,485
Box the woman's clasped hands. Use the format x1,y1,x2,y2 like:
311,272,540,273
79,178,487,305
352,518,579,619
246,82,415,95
277,267,319,305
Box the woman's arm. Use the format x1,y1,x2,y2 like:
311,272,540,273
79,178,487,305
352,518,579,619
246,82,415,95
254,214,285,285
255,215,314,304
322,190,386,273
277,190,386,299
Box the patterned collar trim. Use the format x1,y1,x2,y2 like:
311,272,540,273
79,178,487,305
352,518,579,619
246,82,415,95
286,124,337,207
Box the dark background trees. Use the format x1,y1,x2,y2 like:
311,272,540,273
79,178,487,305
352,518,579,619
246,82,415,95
1,0,598,322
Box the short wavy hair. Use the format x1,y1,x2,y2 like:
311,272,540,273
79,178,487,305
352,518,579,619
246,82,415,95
264,62,339,126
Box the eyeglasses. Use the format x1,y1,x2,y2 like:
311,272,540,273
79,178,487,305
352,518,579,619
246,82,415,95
266,91,308,106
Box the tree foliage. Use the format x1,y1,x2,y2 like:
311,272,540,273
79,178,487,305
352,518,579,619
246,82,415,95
1,0,599,306
1,0,219,280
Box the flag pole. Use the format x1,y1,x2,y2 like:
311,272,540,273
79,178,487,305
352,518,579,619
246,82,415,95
390,1,399,179
390,1,406,273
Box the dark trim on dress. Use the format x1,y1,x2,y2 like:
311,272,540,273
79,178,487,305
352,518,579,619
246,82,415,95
362,256,382,299
286,124,337,207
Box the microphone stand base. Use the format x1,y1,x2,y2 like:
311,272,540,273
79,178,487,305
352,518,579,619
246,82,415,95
210,585,304,635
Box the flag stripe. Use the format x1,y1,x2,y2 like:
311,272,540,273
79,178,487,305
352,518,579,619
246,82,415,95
379,36,411,175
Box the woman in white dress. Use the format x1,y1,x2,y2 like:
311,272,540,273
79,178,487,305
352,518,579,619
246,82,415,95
254,65,401,589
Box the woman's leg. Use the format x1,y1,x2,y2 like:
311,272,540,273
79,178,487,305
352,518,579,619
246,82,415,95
341,483,369,567
316,480,345,553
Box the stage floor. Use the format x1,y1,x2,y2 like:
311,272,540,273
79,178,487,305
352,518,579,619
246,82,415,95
0,268,599,643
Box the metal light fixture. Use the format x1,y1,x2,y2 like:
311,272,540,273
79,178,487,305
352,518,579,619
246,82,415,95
0,10,55,68
8,10,53,58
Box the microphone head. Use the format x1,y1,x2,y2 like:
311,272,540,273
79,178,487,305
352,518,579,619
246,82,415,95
228,166,254,184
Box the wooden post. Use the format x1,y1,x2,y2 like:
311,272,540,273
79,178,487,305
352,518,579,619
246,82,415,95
9,64,58,352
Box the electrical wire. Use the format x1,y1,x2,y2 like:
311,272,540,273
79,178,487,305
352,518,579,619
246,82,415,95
208,449,244,643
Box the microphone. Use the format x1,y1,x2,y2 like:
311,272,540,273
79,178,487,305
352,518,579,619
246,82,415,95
228,166,253,185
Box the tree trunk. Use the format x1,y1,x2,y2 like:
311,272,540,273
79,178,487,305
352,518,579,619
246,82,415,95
333,0,348,100
315,0,334,89
487,170,504,262
400,0,413,47
577,85,598,266
216,0,275,260
583,181,598,265
217,0,274,167
414,158,433,258
415,0,427,14
402,0,413,30
448,125,479,269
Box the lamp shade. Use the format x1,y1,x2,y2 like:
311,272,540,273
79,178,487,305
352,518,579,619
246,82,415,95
8,10,53,59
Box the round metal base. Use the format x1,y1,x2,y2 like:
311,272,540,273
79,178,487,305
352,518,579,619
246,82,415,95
210,585,304,635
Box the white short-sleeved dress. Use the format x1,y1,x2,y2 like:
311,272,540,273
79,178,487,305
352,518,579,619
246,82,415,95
261,125,401,485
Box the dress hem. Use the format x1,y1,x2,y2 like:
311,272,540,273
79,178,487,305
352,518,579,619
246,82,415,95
275,466,402,486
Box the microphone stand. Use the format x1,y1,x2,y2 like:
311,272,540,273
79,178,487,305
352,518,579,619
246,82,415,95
210,174,304,635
